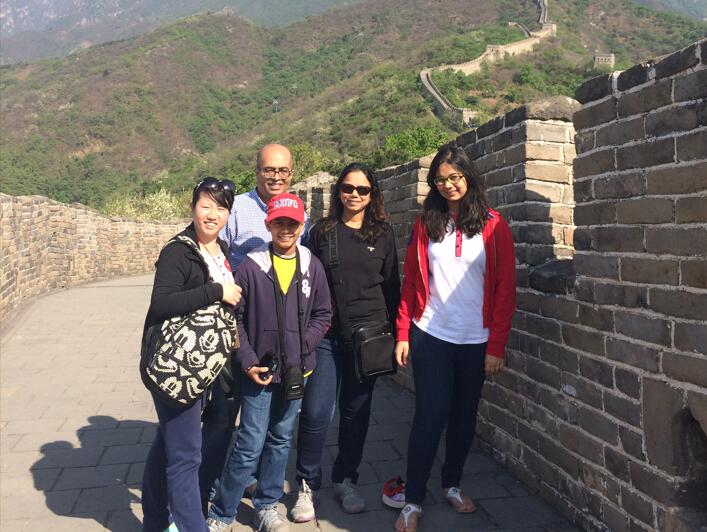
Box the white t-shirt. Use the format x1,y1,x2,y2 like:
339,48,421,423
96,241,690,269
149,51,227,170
200,249,233,285
414,227,489,345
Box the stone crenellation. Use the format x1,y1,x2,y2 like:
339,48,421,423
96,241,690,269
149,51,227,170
0,194,185,321
1,36,705,532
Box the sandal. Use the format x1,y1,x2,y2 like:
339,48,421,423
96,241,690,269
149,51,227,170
444,487,476,513
394,503,422,532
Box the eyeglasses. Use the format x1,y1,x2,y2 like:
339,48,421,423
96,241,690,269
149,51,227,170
340,183,372,196
195,177,236,194
258,167,292,179
434,173,465,187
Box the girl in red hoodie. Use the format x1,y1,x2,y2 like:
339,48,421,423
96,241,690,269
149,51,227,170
392,146,516,532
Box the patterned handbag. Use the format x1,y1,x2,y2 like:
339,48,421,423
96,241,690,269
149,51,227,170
140,301,239,408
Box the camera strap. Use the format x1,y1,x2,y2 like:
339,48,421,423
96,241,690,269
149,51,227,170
270,245,307,371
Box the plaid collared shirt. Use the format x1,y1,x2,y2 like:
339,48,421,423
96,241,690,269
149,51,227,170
220,188,309,268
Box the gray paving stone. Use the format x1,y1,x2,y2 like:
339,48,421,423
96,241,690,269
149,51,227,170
99,443,151,465
74,485,141,513
481,495,572,528
32,444,105,469
54,464,129,490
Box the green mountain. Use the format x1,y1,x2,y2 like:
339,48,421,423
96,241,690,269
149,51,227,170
0,0,368,65
1,0,705,215
634,0,707,20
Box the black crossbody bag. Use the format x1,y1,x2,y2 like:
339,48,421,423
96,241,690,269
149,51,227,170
327,224,396,382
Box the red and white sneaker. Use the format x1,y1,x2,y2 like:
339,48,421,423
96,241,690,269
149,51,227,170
382,476,406,508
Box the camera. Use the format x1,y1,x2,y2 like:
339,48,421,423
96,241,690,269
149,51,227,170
284,366,305,401
259,352,280,381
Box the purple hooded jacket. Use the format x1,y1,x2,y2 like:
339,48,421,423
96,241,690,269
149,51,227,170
233,242,332,382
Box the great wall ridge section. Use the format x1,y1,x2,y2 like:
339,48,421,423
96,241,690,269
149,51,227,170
419,0,555,127
1,37,706,532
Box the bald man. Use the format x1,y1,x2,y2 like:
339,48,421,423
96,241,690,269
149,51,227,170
201,143,305,514
220,143,296,267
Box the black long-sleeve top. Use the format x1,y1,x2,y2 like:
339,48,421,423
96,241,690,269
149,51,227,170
306,220,400,335
142,224,227,333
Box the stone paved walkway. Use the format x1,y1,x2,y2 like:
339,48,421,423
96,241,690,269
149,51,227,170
0,275,579,531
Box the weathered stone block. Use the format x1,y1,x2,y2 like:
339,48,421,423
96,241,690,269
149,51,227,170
645,227,707,256
574,97,617,130
618,79,672,117
680,259,707,289
646,101,707,137
539,433,580,476
575,74,613,104
621,486,656,526
559,424,603,463
673,321,707,355
615,367,640,399
578,304,614,331
616,197,674,224
477,115,505,139
620,257,679,285
539,296,579,322
616,138,675,170
528,259,575,294
642,378,689,475
593,226,644,252
649,288,707,320
606,336,661,372
562,373,603,409
620,426,647,461
676,196,707,223
595,117,645,147
579,407,619,444
523,122,571,143
677,128,707,164
574,201,616,225
605,445,630,481
524,162,571,183
573,148,615,178
579,356,613,387
604,391,641,427
645,161,707,195
614,311,672,347
654,43,699,80
617,62,652,91
674,68,707,102
562,324,606,356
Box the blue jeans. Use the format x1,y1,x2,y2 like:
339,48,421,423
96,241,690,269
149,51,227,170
199,378,240,511
296,336,376,490
405,324,487,506
142,394,208,532
208,377,303,524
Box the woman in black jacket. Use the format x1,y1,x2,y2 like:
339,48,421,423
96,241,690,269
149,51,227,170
141,178,241,532
291,163,400,522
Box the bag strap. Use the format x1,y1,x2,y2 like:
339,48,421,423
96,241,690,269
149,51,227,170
327,223,353,340
270,245,307,371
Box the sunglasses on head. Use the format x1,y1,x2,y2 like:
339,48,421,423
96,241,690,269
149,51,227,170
195,177,236,194
340,183,372,196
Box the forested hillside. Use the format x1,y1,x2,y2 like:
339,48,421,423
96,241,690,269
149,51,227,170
1,0,704,217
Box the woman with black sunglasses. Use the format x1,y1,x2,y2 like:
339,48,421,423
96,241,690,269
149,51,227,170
290,163,401,522
141,177,242,532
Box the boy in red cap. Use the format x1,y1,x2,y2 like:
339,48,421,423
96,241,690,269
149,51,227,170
207,193,332,532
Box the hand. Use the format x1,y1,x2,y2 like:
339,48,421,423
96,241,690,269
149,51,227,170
220,282,242,306
246,365,272,386
395,341,410,367
485,355,504,377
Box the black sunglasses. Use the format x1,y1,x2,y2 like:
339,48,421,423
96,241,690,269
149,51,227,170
195,177,236,194
340,183,372,196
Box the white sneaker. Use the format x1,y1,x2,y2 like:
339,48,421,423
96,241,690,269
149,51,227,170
290,479,316,523
333,478,366,513
206,518,229,532
253,506,290,532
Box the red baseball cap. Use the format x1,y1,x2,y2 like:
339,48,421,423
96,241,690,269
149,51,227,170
266,193,305,223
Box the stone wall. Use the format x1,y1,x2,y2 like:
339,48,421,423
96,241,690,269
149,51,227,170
0,194,184,321
294,39,707,532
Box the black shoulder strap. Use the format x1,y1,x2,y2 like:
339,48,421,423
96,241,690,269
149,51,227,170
270,245,307,370
327,223,353,340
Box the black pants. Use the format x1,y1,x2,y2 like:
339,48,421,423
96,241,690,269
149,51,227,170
405,324,487,506
297,336,376,489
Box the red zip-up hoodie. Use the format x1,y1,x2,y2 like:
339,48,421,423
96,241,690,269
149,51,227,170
396,209,516,358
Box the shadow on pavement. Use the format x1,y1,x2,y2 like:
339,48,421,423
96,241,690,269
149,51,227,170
32,415,155,531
